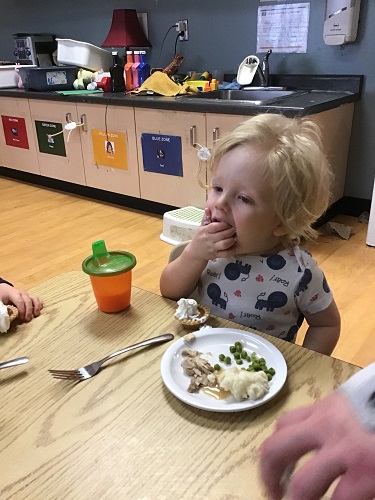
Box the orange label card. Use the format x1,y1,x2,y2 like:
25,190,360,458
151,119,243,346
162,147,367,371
92,129,128,170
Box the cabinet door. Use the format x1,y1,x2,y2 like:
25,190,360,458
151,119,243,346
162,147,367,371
206,114,249,184
135,109,206,208
0,97,40,174
309,105,354,203
29,99,86,184
76,103,140,197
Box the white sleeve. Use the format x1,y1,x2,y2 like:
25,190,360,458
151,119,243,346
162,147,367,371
338,362,375,431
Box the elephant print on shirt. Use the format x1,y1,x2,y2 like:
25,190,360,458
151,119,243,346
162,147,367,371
255,291,288,312
207,283,228,309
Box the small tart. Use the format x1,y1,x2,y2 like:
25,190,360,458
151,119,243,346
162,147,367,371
179,304,210,329
7,305,19,323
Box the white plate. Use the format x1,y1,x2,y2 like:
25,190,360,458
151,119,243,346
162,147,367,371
161,328,287,412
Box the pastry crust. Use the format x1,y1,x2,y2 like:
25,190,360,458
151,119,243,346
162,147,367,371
179,304,210,329
7,305,19,323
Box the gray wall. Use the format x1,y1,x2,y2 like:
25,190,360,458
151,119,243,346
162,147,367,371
0,0,373,200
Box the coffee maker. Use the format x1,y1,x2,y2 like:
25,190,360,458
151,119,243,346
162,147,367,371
13,33,57,66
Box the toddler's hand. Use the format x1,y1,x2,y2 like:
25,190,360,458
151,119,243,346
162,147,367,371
189,209,236,261
0,283,43,322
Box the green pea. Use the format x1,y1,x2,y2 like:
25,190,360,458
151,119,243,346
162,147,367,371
236,359,243,365
234,341,242,348
229,346,236,353
219,354,225,361
225,356,232,364
268,368,276,376
241,351,247,359
236,345,243,353
267,373,273,381
214,364,221,371
233,352,241,359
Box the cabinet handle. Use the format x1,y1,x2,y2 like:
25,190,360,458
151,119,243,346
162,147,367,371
80,114,87,132
65,113,72,123
213,127,219,143
190,125,197,148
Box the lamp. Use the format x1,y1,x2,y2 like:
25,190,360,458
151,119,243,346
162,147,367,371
102,9,151,49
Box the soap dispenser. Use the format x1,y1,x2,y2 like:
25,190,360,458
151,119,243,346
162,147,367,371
125,50,134,91
131,51,140,90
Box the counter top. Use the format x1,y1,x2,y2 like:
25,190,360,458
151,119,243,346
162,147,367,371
0,74,363,117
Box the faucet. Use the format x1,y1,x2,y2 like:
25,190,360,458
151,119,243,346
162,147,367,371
257,49,272,87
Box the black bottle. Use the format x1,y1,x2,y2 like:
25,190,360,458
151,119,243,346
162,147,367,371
109,51,125,93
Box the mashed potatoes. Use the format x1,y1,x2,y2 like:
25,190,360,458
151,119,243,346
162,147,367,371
219,368,269,401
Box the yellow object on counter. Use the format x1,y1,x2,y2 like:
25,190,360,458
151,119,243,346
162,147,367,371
131,71,199,96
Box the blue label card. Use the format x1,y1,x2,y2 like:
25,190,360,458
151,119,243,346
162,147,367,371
141,133,183,177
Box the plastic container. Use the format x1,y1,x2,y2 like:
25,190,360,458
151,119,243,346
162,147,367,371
82,240,137,313
0,64,36,88
125,51,133,91
56,38,113,72
109,52,125,93
17,66,77,91
160,206,204,245
131,51,140,89
138,51,150,86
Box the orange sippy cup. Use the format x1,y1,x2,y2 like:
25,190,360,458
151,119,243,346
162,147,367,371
82,240,136,313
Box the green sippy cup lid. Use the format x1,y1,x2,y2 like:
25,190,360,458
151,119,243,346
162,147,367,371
82,240,136,277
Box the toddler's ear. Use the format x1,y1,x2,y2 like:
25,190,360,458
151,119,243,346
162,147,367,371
273,223,287,237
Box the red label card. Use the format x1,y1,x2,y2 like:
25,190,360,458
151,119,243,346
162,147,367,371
2,115,29,149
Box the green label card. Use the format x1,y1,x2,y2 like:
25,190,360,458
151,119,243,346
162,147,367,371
35,120,66,157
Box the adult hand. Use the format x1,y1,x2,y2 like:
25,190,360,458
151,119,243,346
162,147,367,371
0,283,43,322
259,391,375,500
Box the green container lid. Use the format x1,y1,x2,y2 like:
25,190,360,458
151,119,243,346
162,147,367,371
82,240,136,277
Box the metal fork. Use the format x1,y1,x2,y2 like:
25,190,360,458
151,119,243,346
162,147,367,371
49,333,174,381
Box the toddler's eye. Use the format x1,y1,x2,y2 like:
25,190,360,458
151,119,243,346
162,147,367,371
239,195,251,204
213,186,223,193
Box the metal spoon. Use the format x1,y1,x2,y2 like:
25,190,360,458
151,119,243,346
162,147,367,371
0,357,29,370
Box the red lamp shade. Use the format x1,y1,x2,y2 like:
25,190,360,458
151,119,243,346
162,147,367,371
102,9,151,48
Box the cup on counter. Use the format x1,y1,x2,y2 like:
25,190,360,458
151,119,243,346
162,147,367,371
210,70,224,83
82,240,136,313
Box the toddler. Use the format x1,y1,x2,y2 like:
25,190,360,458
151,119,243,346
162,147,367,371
160,114,340,355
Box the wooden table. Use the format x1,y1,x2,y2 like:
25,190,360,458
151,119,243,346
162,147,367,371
0,271,359,500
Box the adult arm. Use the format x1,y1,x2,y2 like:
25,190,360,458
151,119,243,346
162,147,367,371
260,362,375,500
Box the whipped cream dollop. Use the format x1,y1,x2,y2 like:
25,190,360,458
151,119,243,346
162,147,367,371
175,298,200,320
0,301,10,333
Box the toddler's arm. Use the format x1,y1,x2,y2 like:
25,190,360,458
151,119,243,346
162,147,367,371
160,210,236,300
302,299,341,355
0,282,43,322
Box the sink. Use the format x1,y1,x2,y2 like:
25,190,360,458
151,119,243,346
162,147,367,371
179,89,306,103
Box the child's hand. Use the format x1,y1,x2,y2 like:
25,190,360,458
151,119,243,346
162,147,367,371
189,208,236,261
0,283,43,322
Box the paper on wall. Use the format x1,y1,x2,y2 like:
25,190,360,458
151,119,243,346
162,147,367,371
257,3,310,53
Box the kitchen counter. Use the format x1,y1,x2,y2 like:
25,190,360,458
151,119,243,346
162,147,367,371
0,74,363,117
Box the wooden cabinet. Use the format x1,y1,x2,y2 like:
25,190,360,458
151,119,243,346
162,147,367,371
0,96,355,208
135,108,207,208
76,103,140,197
0,97,40,175
28,100,86,185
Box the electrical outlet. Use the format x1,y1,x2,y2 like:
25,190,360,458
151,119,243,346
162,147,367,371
176,19,189,41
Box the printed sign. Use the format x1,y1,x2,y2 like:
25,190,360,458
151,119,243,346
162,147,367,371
92,129,128,170
35,120,66,156
1,115,29,149
141,133,183,177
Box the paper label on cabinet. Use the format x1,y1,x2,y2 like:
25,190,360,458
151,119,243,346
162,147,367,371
92,129,128,170
35,121,66,156
2,115,29,149
141,133,183,176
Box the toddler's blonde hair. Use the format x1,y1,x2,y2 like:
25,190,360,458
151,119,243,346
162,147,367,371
209,113,333,248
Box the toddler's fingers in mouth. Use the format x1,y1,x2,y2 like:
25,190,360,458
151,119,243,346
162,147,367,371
201,208,212,226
